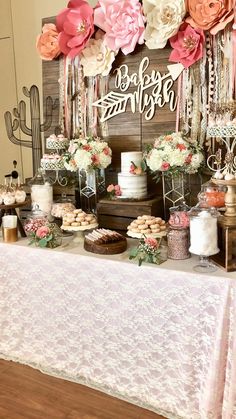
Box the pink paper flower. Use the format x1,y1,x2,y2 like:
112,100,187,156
169,23,205,69
36,24,61,61
94,0,145,55
36,226,50,239
56,0,94,59
186,0,235,35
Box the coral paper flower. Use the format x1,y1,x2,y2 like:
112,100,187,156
186,0,235,35
169,23,205,68
36,24,61,61
143,0,186,49
94,0,145,55
56,0,94,59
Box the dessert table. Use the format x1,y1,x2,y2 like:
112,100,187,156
0,238,236,419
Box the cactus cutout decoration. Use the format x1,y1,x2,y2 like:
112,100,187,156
4,85,58,175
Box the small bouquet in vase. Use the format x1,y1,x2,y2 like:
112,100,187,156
129,236,165,266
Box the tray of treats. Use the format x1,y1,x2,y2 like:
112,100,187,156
61,209,98,231
84,228,127,254
127,215,167,238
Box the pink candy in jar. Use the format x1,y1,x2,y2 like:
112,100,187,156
168,202,190,228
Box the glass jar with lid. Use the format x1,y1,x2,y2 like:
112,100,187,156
197,181,227,208
188,205,220,272
168,201,190,228
51,193,75,220
28,168,53,215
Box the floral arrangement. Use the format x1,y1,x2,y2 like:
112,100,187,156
129,236,163,266
106,184,122,198
63,136,112,171
144,132,204,176
27,223,62,249
36,0,236,73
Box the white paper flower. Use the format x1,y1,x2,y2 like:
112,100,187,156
80,37,117,77
143,0,186,49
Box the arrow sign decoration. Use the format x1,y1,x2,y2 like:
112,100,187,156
93,57,182,122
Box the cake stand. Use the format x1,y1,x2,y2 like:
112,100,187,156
127,230,167,239
61,223,98,244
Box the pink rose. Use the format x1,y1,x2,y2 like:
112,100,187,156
161,162,170,171
114,184,121,191
186,0,235,35
56,0,94,58
36,226,50,239
145,237,158,249
94,0,145,55
103,146,111,156
91,154,100,166
185,153,193,164
115,188,122,197
107,184,115,193
36,23,61,61
169,23,205,69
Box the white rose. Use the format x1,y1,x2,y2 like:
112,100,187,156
168,149,187,167
146,149,163,171
143,0,186,49
99,153,112,169
74,149,92,170
64,160,77,172
80,37,117,77
190,152,204,170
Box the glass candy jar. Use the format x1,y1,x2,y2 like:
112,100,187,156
197,181,226,208
188,205,220,272
168,202,190,228
28,168,53,215
51,193,75,220
24,210,47,236
167,226,190,260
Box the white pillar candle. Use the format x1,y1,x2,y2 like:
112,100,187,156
189,210,219,256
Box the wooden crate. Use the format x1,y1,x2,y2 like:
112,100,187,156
97,196,164,231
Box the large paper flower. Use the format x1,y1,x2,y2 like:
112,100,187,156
94,0,145,55
36,24,61,61
169,23,205,68
80,31,117,76
186,0,235,35
143,0,186,49
56,0,94,59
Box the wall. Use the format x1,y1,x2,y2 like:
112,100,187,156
0,0,97,181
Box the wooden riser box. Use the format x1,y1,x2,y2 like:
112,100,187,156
97,196,164,232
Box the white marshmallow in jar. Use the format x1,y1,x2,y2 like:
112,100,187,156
28,169,53,216
188,206,220,256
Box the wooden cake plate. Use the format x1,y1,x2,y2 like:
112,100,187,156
84,236,127,255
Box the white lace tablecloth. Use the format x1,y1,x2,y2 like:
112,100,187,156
0,239,236,419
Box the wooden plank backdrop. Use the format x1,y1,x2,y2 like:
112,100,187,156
42,16,177,194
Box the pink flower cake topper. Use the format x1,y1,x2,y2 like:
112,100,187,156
56,0,94,58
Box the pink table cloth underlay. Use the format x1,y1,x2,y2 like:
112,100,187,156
0,238,236,419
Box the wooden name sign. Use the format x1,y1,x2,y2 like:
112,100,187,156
93,57,183,122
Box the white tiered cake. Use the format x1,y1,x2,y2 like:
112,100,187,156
118,151,147,199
